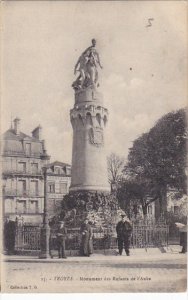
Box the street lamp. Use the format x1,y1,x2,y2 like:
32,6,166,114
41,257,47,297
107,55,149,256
39,166,51,258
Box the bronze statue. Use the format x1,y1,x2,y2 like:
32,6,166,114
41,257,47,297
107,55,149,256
73,39,103,90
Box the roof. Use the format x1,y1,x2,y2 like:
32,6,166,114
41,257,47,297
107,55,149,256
3,129,39,142
46,161,71,168
2,128,47,158
32,125,42,133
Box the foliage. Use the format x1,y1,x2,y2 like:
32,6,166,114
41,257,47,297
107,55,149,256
120,108,187,215
116,178,154,217
58,191,123,228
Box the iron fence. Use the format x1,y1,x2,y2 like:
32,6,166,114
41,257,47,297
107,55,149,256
15,225,41,251
14,222,169,253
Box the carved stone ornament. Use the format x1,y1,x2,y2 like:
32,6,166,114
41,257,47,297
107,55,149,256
89,128,104,147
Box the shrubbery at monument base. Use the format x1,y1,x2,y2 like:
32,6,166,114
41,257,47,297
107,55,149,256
50,191,125,229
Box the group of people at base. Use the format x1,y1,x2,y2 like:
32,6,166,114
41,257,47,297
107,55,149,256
56,214,133,259
56,218,94,259
3,214,187,257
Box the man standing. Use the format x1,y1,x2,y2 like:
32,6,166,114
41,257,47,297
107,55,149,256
80,218,93,257
4,216,16,255
56,221,67,259
179,224,187,254
116,214,132,256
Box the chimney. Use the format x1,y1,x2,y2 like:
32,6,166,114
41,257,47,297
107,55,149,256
13,117,20,135
41,139,50,162
32,125,42,140
42,139,47,153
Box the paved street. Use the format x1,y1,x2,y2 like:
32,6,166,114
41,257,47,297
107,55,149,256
1,251,187,293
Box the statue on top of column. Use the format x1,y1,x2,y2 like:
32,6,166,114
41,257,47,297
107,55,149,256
72,39,103,91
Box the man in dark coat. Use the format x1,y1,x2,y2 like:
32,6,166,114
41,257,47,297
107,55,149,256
56,221,67,259
80,219,93,257
179,225,187,254
4,217,16,255
116,214,132,256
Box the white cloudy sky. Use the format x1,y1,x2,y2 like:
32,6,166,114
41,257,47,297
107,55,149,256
2,1,187,164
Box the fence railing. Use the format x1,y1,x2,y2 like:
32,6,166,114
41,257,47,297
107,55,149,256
15,225,41,251
14,223,169,253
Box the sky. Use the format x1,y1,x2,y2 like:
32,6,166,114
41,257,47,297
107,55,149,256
1,1,187,164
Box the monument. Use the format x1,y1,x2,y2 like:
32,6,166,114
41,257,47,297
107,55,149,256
61,39,122,228
70,38,110,193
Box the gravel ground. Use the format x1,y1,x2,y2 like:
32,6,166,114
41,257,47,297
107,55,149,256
1,253,187,293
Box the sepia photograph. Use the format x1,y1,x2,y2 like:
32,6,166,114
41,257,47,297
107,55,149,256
1,0,187,294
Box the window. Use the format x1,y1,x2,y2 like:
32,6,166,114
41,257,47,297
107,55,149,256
54,167,61,174
60,182,67,194
174,206,179,214
66,167,71,175
18,180,26,193
5,199,14,213
16,200,26,214
148,205,153,215
25,143,31,156
30,180,39,196
31,163,38,173
18,162,26,173
29,200,38,213
48,183,55,193
96,113,101,126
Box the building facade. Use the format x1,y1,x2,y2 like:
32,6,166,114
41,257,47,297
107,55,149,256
2,118,50,224
46,161,71,218
166,189,188,215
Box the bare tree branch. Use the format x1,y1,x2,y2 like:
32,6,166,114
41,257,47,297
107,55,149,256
107,152,125,184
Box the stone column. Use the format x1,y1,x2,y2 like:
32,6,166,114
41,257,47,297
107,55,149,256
70,86,110,193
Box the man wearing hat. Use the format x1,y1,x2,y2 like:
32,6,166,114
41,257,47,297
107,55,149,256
80,218,93,257
56,221,67,259
116,214,132,256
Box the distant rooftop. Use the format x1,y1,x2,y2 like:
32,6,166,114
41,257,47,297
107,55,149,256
3,129,40,142
46,161,71,168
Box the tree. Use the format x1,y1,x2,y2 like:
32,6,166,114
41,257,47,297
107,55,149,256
124,108,187,214
117,176,157,218
107,152,125,186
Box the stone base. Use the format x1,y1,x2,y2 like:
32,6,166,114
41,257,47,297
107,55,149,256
48,191,126,252
53,191,124,229
69,185,111,192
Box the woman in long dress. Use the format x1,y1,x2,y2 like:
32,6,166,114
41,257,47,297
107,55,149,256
80,219,93,256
